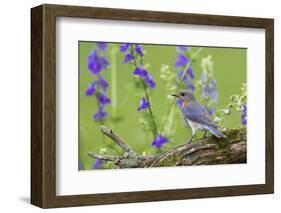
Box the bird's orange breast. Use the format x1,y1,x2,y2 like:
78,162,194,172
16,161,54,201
181,100,189,108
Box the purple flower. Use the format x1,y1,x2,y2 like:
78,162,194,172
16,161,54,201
201,79,217,101
241,104,247,126
87,47,111,122
93,106,107,120
93,159,103,169
175,47,193,89
241,118,247,125
209,80,217,101
120,43,132,52
133,67,156,89
137,98,149,111
175,54,189,68
122,53,134,64
188,84,195,92
241,104,247,116
208,107,216,115
187,67,194,79
177,70,186,81
151,134,168,148
98,76,108,92
133,67,148,77
144,73,156,89
85,76,108,96
177,99,183,108
204,105,216,115
96,42,108,51
176,46,188,52
88,50,109,75
177,71,195,92
201,87,208,99
85,83,96,96
97,93,111,105
134,44,144,56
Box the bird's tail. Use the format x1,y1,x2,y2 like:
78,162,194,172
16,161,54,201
206,125,226,138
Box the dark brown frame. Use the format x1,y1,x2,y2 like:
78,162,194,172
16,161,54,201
31,4,274,208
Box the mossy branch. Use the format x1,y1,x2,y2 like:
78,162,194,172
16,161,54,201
88,126,246,168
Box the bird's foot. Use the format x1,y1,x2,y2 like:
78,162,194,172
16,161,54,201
202,131,208,139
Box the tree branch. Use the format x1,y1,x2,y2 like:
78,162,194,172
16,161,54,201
99,125,138,158
88,126,246,168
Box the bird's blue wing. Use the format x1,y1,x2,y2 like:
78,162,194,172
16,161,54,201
181,103,216,127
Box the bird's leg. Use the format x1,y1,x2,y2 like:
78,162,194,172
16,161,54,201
203,131,208,138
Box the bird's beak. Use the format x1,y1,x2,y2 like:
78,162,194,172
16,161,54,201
171,94,179,98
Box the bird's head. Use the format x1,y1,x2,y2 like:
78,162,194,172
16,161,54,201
171,90,195,105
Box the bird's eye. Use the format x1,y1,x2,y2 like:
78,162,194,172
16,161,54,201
180,93,185,96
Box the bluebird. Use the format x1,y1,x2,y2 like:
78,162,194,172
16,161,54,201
172,90,226,143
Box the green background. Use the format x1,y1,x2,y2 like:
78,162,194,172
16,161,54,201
79,42,246,170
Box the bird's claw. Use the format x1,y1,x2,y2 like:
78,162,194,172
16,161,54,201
202,131,208,138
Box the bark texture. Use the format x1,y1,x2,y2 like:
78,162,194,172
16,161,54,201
88,126,246,168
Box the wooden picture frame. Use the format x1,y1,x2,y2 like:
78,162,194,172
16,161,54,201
31,4,274,208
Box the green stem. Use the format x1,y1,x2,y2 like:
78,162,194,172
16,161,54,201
130,45,158,138
180,47,202,80
95,74,104,126
160,104,174,133
166,104,176,132
140,77,158,136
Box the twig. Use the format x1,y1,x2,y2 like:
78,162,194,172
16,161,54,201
99,125,138,158
87,152,120,162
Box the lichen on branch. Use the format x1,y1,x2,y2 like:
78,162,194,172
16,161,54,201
88,126,246,169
